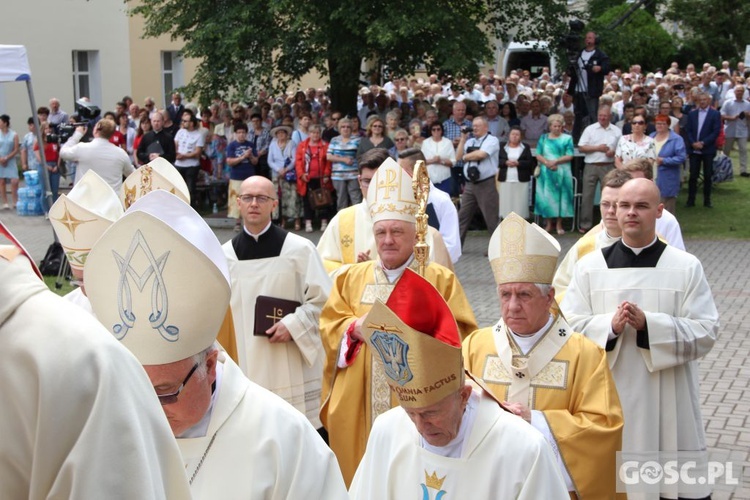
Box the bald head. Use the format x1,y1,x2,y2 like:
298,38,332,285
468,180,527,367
237,175,278,233
616,178,663,247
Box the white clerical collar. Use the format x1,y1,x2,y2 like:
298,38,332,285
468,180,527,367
622,235,659,255
379,254,414,283
421,389,480,458
243,221,272,241
177,360,224,439
509,314,554,355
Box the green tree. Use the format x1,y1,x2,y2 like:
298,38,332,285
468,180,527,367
130,0,568,114
589,4,676,71
665,0,750,65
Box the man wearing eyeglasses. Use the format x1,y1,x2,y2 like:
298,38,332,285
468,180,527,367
85,190,347,499
222,175,332,438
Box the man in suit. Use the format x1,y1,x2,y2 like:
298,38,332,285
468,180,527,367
167,92,185,124
686,92,721,207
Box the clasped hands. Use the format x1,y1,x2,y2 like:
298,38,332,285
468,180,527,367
611,301,646,335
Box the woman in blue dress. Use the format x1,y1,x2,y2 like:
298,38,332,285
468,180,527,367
534,114,574,235
0,114,20,210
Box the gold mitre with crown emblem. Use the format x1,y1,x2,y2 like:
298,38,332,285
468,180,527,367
488,212,561,285
85,190,230,365
362,268,462,409
122,157,190,209
366,157,418,224
49,170,124,271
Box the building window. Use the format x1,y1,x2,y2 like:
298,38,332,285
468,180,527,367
162,51,184,107
72,51,101,105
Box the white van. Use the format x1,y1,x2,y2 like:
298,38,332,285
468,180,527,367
501,41,557,79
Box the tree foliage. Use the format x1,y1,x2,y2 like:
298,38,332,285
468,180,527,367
665,0,750,65
129,0,568,114
589,4,676,71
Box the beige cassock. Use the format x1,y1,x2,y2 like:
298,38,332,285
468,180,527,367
561,244,719,499
316,200,453,276
0,253,191,500
223,233,330,428
182,351,348,499
349,388,569,500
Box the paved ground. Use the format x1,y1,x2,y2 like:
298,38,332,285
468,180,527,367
1,208,748,498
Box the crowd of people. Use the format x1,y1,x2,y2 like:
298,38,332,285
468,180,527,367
0,35,741,497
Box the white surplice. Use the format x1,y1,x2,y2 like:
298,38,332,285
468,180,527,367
180,352,348,499
561,244,719,498
349,389,569,500
0,254,191,500
223,233,330,428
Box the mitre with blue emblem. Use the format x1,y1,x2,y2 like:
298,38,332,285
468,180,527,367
49,170,124,271
488,212,561,285
84,190,230,364
362,268,462,408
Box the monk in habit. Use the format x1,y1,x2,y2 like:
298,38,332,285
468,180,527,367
463,212,624,498
350,269,569,499
319,157,477,486
317,148,454,276
561,178,719,499
85,190,348,499
223,175,331,433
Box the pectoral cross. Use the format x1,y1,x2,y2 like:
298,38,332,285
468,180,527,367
378,169,398,199
266,307,284,324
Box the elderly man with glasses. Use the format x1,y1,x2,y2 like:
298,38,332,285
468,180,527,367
86,190,347,499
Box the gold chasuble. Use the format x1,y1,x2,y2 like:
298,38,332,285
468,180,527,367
463,315,624,499
320,260,476,486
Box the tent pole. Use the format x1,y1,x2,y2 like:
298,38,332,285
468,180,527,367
26,80,54,222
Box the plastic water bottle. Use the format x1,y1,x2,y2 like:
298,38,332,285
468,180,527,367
212,202,218,214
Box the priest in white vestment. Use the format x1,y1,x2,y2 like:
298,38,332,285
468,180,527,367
554,166,684,305
463,212,624,498
561,179,719,499
317,148,454,276
350,268,568,500
85,190,348,499
223,175,330,430
0,224,190,500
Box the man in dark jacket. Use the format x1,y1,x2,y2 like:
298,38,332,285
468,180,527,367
567,31,609,140
685,92,721,208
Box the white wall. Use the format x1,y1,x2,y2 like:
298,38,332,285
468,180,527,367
0,0,132,127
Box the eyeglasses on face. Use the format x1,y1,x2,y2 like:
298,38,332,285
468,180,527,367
239,194,275,204
157,362,199,405
371,124,383,128
395,137,407,142
632,121,646,125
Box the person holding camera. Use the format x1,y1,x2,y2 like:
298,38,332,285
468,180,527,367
456,116,500,245
60,118,134,194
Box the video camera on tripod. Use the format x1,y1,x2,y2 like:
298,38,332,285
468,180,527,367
46,99,101,143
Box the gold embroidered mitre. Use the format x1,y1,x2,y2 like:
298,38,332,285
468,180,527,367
122,157,190,209
366,157,418,224
488,212,560,285
362,269,462,409
49,171,124,271
85,190,230,364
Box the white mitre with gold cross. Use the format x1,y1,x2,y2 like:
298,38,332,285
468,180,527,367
49,170,124,271
488,212,560,285
85,190,230,364
366,157,418,224
122,157,190,209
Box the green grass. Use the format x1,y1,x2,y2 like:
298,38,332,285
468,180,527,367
44,275,74,297
674,149,750,239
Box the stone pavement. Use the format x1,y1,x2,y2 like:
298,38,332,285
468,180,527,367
1,208,748,498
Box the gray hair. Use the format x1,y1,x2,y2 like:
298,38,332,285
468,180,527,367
191,341,219,378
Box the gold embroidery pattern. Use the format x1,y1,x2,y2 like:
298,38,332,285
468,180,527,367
490,255,558,284
483,355,512,385
533,360,569,390
370,351,392,424
52,202,95,239
341,234,353,248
